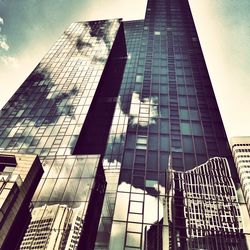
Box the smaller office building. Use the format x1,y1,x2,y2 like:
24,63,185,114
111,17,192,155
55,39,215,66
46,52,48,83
231,137,250,213
20,204,84,250
0,153,43,249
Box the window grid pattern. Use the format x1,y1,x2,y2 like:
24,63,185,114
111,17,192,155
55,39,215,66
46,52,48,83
0,0,248,248
95,20,145,249
20,204,84,250
0,20,121,158
109,0,248,249
0,19,121,249
178,157,243,249
232,140,250,213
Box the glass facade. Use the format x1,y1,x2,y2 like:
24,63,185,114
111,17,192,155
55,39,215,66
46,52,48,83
0,19,124,158
95,20,145,249
0,0,249,249
0,19,126,249
104,0,250,249
174,157,246,249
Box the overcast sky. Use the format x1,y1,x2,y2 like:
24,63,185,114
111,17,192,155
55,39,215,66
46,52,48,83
0,0,249,139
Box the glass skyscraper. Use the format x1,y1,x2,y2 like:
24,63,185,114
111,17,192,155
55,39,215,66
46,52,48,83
0,0,249,249
0,19,126,249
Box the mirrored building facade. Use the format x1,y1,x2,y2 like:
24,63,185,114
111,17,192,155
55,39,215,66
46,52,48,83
174,157,245,249
0,19,126,249
102,0,250,249
0,0,249,249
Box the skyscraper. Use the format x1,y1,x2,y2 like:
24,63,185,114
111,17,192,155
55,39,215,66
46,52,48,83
0,19,125,249
96,0,250,248
20,204,85,249
231,137,250,213
0,0,249,249
172,157,245,249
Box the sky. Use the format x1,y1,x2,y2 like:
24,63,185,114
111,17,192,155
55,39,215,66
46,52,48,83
0,0,249,139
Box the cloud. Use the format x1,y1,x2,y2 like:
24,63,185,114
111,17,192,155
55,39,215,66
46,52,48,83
0,55,19,68
129,92,158,127
0,35,9,51
0,16,9,51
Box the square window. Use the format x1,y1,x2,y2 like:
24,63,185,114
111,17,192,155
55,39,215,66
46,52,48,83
126,232,141,247
136,136,147,150
129,201,143,214
127,223,142,233
140,108,149,114
145,179,158,188
135,155,145,164
128,213,143,223
136,75,143,83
